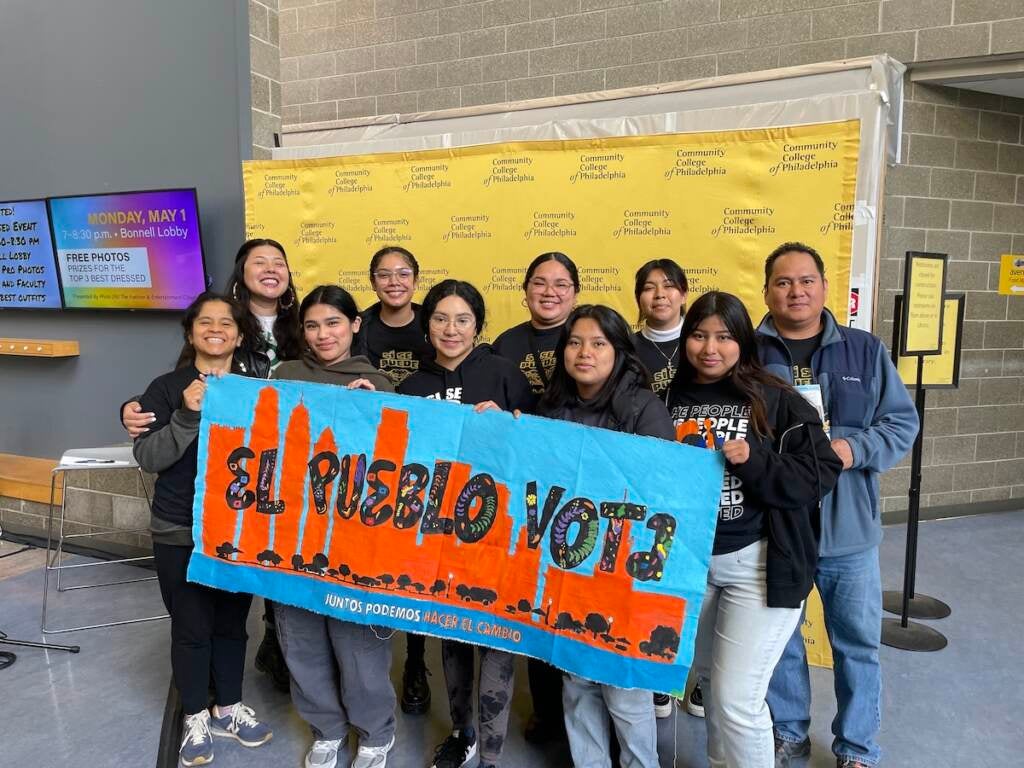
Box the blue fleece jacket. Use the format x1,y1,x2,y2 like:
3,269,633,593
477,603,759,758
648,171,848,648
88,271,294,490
757,310,919,557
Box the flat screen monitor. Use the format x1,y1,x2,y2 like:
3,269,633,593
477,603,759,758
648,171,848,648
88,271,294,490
0,198,62,309
49,188,207,310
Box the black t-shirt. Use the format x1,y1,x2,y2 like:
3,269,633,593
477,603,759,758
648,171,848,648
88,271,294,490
633,332,679,398
138,365,202,527
669,382,764,555
492,321,562,394
355,303,433,387
781,332,823,385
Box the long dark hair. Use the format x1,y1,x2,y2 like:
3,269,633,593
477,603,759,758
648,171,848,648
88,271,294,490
672,291,788,438
522,251,580,292
419,279,486,337
541,304,650,414
634,258,688,324
175,292,253,369
226,238,301,360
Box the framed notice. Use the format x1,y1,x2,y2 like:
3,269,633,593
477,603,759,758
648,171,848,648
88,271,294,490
899,251,947,356
893,293,964,389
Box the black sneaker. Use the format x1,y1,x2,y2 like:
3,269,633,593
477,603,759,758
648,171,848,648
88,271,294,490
775,736,811,767
685,683,705,718
430,730,477,768
400,662,431,715
653,692,673,719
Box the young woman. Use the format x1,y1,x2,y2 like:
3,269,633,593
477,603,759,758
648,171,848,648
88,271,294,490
398,279,533,768
133,293,272,768
123,238,301,691
492,251,579,396
353,245,435,716
355,246,433,387
633,259,688,400
491,251,579,742
536,304,676,768
666,292,841,768
632,258,693,719
272,284,398,768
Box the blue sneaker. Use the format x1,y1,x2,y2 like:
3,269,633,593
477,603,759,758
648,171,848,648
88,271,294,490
209,703,273,747
179,710,214,767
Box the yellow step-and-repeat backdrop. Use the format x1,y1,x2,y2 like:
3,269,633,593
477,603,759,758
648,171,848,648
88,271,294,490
244,119,859,339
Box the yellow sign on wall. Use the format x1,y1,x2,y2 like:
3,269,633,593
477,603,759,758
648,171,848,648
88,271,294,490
998,254,1024,296
243,121,859,338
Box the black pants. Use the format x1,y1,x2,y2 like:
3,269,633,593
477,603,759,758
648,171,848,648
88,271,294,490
406,632,425,665
528,658,564,722
153,543,253,715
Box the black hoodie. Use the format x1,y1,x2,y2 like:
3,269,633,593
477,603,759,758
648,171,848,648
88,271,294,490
398,344,535,412
538,369,675,440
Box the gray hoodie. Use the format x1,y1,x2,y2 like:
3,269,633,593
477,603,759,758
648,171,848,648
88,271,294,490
272,352,395,393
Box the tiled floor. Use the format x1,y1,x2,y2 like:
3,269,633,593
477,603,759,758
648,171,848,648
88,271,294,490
1,510,1021,767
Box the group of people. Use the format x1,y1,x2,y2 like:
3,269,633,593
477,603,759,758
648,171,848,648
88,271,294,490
125,239,918,768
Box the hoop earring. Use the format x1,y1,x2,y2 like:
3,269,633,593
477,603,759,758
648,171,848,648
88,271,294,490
521,298,528,308
279,288,295,311
232,283,240,301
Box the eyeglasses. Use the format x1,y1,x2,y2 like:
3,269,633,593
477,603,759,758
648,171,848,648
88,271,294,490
372,268,415,283
527,278,575,295
429,314,475,331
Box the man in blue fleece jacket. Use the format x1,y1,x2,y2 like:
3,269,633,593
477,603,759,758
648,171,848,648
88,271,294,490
757,243,918,768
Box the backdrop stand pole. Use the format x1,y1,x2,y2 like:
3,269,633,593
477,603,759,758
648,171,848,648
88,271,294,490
882,355,947,651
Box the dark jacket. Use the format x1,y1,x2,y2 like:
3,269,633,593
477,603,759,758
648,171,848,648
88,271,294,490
398,344,534,411
539,370,675,441
233,346,272,379
727,384,843,608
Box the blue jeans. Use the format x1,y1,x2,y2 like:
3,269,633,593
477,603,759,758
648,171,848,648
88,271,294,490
562,675,658,768
694,539,803,768
766,547,882,766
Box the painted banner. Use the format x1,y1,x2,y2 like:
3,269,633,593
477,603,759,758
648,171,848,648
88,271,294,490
243,120,859,338
188,375,723,692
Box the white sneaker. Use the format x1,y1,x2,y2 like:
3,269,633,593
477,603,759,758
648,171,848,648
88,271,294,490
351,735,395,768
306,737,345,768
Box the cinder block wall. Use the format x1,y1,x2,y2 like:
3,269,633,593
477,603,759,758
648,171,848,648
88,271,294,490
252,0,283,159
272,0,1024,514
1,470,153,553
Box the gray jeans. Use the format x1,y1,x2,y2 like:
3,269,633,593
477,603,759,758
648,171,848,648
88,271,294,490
442,640,515,764
276,605,397,747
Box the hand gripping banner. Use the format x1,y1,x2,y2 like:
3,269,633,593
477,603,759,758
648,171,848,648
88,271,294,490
188,375,723,693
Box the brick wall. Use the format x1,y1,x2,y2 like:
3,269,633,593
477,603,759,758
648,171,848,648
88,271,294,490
251,0,283,159
268,0,1024,513
1,470,153,553
275,1,1024,124
878,81,1024,512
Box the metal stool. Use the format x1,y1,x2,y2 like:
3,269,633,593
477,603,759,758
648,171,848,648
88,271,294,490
41,445,168,633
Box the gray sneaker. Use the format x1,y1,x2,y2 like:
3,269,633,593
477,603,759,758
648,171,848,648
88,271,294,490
775,736,811,767
352,735,395,768
179,710,214,767
305,737,345,768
